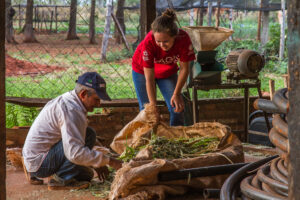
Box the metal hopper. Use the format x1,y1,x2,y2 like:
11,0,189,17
184,26,234,51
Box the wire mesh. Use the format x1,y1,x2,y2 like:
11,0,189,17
5,0,283,100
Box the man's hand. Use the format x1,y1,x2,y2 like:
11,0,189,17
170,94,184,113
108,157,123,170
94,166,110,183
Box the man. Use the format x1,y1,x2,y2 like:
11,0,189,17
22,72,122,190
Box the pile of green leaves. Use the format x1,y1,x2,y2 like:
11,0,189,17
119,134,220,162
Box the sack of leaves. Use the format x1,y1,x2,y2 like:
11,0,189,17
109,104,244,200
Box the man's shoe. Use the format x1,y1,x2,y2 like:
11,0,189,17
30,176,44,185
48,177,90,191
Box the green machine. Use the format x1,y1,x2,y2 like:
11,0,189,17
184,26,234,86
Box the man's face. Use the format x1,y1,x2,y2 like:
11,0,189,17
80,91,101,112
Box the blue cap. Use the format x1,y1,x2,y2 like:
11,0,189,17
76,72,111,101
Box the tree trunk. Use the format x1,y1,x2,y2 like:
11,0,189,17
100,0,113,61
98,0,104,8
207,1,212,26
5,0,17,43
261,0,269,46
89,0,97,44
279,0,286,60
114,0,125,44
66,0,79,40
23,0,38,43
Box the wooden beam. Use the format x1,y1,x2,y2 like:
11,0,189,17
257,0,263,41
111,13,130,50
0,0,6,197
287,0,300,198
5,97,166,108
6,127,30,147
140,0,156,40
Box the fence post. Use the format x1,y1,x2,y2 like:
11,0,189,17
140,0,156,40
288,0,300,198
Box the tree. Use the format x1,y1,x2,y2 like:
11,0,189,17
5,0,17,43
66,0,79,40
89,0,97,44
100,0,113,61
114,0,126,44
23,0,38,43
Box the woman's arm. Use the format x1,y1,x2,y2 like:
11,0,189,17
144,67,157,106
171,61,190,112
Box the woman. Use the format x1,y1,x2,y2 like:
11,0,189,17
132,9,195,126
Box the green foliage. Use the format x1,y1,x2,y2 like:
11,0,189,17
263,23,287,58
6,103,40,128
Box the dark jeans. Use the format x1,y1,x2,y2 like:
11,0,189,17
132,70,184,126
31,127,96,182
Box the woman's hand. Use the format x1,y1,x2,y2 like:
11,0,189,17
170,94,184,113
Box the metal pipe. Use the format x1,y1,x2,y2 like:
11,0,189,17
270,158,288,184
257,165,288,193
273,88,289,114
158,163,247,182
203,189,220,199
251,174,261,189
277,158,288,177
240,175,286,200
253,99,281,113
269,128,288,153
220,155,278,200
272,114,288,138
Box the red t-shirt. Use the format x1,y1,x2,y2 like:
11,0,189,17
132,29,195,79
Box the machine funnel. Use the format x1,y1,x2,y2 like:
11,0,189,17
184,26,234,51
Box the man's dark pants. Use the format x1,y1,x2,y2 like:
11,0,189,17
31,127,96,182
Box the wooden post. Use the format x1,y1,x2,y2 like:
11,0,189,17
207,0,212,26
140,0,156,40
100,0,113,61
257,0,262,41
0,0,6,198
111,13,129,50
288,0,300,198
279,0,286,60
215,0,221,28
198,0,204,26
269,79,275,100
229,8,233,40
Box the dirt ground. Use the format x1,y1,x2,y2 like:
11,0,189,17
6,164,105,200
5,33,132,77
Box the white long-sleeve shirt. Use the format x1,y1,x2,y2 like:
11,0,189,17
22,90,109,172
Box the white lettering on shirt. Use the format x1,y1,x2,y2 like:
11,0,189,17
154,55,180,64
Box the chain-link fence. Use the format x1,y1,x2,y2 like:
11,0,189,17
5,0,284,99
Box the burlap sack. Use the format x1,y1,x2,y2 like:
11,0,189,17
110,104,157,154
109,105,244,200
